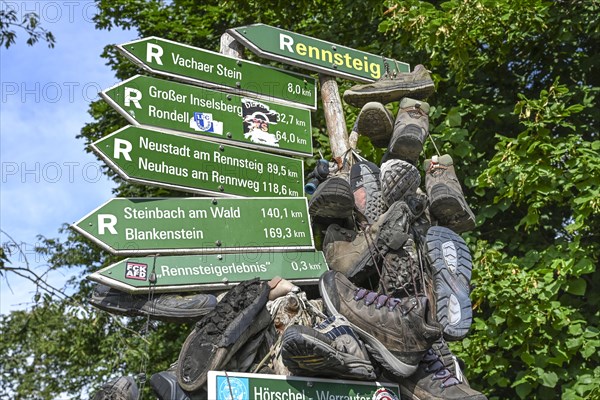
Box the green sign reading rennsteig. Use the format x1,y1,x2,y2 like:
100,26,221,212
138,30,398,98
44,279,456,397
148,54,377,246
72,197,314,255
207,371,401,400
88,251,328,293
92,125,303,198
228,23,410,83
117,36,317,110
101,75,313,157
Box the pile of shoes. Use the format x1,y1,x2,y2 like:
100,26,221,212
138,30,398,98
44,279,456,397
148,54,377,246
90,65,487,400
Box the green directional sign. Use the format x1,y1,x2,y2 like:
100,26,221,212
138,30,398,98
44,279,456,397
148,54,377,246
88,251,328,293
72,197,314,255
228,23,410,83
206,371,401,400
92,125,303,198
101,75,313,157
117,36,317,110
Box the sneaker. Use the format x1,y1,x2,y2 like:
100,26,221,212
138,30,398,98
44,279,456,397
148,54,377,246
322,223,357,249
379,235,423,298
92,376,139,400
350,161,388,225
424,155,476,233
319,270,442,378
387,98,430,164
343,64,435,108
354,102,394,147
150,370,201,400
308,175,354,219
380,159,421,207
281,315,377,380
323,200,415,284
425,226,473,341
176,278,270,391
399,340,488,400
90,285,217,323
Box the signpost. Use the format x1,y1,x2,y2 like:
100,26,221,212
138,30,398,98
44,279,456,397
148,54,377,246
92,125,303,198
72,197,314,255
206,371,401,400
117,36,317,110
101,75,313,157
88,251,328,293
227,23,410,82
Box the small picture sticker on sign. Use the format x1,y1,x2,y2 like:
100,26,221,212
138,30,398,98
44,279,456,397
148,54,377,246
125,261,148,281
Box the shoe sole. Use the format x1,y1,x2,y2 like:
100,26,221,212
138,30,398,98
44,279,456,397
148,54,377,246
309,177,354,219
351,162,387,224
429,184,476,233
355,102,393,147
318,274,418,377
344,82,435,109
177,280,270,391
388,124,425,164
94,376,139,400
425,226,472,341
150,371,189,400
380,160,421,206
282,325,376,380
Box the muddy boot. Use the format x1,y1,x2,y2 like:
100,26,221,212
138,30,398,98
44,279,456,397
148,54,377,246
387,98,430,165
350,160,388,225
380,158,421,206
424,155,476,233
309,175,354,219
354,102,394,147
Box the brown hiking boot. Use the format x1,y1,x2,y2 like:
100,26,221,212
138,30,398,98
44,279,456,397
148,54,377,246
319,270,442,378
323,200,415,285
387,98,430,164
354,102,394,147
424,155,476,233
343,64,435,108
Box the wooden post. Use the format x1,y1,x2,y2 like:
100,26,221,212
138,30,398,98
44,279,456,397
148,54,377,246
319,75,351,170
220,32,244,58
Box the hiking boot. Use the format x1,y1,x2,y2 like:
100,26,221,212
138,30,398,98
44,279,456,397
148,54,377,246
380,159,421,207
282,315,377,380
308,175,354,219
343,64,435,108
177,278,270,391
424,155,476,233
150,370,204,400
319,270,442,378
426,226,473,341
323,201,415,285
350,161,388,225
379,235,423,298
398,340,487,400
354,102,394,147
387,98,430,164
92,376,139,400
90,284,217,324
322,223,357,249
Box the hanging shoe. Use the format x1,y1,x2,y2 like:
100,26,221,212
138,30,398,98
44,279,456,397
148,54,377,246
354,102,394,147
92,376,139,400
343,64,435,108
308,175,354,220
350,160,388,225
380,158,421,207
387,98,430,165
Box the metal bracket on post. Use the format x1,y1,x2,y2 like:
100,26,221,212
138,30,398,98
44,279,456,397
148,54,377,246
319,74,352,172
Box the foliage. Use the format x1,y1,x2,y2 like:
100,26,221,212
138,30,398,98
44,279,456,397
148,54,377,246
1,0,599,399
0,7,55,48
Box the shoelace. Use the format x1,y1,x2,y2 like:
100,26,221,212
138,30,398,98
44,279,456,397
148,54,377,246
353,287,417,314
421,349,460,388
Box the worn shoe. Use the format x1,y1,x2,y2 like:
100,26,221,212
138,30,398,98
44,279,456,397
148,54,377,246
308,175,354,219
379,234,423,298
380,159,421,207
387,98,430,164
92,376,139,400
282,315,377,380
319,270,442,378
90,284,217,323
354,102,394,147
344,64,435,108
426,226,473,341
399,339,487,400
323,200,415,285
350,161,388,225
150,370,202,400
322,223,357,249
176,278,270,391
424,155,476,233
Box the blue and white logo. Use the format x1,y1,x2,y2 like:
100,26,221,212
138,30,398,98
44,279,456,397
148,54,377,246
217,376,249,400
190,112,223,134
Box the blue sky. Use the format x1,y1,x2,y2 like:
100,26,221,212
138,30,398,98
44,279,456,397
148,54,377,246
0,1,133,313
